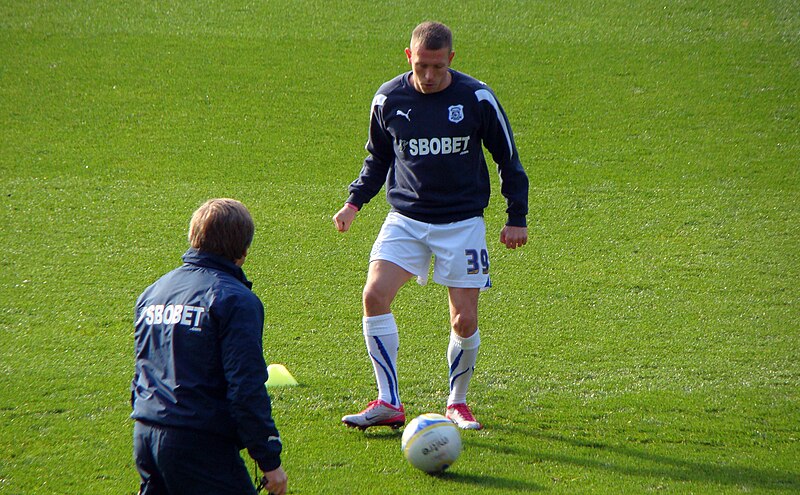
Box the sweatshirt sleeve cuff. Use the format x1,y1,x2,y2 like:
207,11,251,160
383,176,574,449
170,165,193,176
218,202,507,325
346,193,365,210
256,456,281,473
506,215,527,227
250,436,283,472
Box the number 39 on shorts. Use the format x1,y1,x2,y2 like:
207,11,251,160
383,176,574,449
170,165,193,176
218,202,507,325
465,249,489,275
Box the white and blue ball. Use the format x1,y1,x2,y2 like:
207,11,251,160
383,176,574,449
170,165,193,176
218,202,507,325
401,413,462,473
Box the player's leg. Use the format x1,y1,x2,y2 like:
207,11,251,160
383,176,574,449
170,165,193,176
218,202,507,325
445,287,484,430
428,216,489,430
343,261,413,429
343,213,431,429
362,260,413,408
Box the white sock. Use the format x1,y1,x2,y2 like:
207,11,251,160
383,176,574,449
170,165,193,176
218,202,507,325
363,313,401,407
447,329,480,406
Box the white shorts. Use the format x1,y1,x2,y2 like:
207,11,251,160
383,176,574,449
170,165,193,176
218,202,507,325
370,212,491,289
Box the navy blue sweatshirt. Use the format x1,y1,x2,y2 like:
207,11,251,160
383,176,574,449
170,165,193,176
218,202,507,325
131,248,282,472
347,69,528,226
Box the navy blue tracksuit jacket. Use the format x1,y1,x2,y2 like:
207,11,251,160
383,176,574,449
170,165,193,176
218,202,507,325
131,248,282,472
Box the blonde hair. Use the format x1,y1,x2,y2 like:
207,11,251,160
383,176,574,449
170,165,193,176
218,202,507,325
411,21,453,52
188,198,254,261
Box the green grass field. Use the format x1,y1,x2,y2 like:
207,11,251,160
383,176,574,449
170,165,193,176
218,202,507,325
1,1,798,493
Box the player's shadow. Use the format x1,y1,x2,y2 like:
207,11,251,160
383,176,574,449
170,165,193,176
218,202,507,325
362,428,403,439
484,424,800,491
433,471,544,492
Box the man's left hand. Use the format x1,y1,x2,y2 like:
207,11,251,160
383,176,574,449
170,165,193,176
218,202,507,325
500,226,528,249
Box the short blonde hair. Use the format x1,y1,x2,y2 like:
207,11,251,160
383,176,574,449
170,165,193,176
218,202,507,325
188,198,254,261
411,21,453,52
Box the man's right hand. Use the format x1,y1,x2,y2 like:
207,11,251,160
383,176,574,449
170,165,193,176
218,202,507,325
333,204,358,232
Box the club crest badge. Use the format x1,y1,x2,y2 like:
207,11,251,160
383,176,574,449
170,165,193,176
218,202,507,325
448,105,464,123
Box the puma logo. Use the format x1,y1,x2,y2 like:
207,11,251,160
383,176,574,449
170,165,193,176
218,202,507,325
396,109,412,122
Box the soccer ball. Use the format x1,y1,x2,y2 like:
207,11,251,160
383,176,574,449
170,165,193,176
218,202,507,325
401,413,462,473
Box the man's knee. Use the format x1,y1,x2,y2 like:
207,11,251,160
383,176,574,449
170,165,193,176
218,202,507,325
362,285,391,315
451,312,478,337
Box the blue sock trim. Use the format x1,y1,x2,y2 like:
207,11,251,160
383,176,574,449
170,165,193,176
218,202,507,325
370,336,399,406
449,350,465,391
